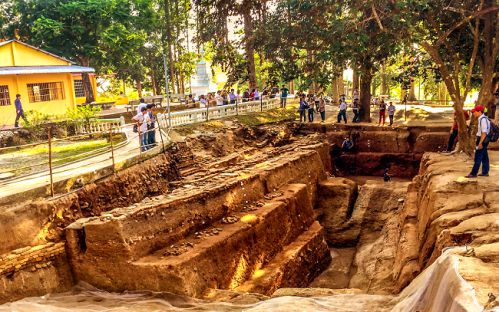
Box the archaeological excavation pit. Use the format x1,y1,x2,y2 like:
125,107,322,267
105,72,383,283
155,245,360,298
1,122,498,311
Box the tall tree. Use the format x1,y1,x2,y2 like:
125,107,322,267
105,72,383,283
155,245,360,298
402,0,499,153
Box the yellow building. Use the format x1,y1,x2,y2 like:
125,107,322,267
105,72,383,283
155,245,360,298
0,40,97,127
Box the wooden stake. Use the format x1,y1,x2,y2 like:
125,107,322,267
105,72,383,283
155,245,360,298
47,126,54,197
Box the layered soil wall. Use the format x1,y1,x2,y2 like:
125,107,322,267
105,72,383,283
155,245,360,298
297,123,448,177
0,152,180,303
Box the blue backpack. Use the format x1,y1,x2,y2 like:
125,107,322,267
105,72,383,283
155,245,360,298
488,118,499,142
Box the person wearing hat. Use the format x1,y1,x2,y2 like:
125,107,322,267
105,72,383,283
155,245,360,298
466,105,491,178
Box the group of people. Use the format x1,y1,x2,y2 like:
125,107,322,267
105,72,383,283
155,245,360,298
196,85,290,108
334,92,396,126
298,93,327,123
132,99,157,152
377,100,396,126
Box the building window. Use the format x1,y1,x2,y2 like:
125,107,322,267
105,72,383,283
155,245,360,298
74,80,86,98
0,85,10,106
27,82,65,103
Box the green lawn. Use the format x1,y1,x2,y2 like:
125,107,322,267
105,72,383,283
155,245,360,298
0,138,122,176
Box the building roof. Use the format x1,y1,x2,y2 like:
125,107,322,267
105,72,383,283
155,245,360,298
0,65,95,76
0,39,73,64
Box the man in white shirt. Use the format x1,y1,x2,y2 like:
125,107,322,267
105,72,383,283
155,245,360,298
466,105,491,178
215,91,224,106
337,97,347,124
388,102,396,126
132,106,150,152
136,98,148,115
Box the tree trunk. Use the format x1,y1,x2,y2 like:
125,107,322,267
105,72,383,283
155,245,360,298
164,0,176,94
359,70,373,122
136,80,142,98
477,0,497,119
352,70,359,97
150,73,157,96
243,5,257,89
332,78,339,102
380,63,388,95
408,79,416,101
77,57,95,103
338,76,345,96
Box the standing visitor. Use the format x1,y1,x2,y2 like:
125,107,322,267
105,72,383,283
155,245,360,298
253,88,260,100
229,89,236,104
378,100,387,126
308,95,315,122
146,104,156,148
199,95,207,108
136,98,147,115
446,110,470,152
280,85,289,108
319,97,326,123
353,89,359,101
14,94,28,127
388,102,396,126
352,99,360,123
262,89,269,99
314,94,321,112
466,105,491,178
338,96,347,124
133,106,149,152
243,89,250,102
299,95,308,123
215,91,224,106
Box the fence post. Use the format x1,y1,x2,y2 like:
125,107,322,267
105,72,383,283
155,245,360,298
137,124,142,160
206,104,209,121
261,97,263,112
47,126,54,197
236,98,239,116
109,128,116,173
157,115,166,153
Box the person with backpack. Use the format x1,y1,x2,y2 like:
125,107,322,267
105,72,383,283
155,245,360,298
466,105,492,178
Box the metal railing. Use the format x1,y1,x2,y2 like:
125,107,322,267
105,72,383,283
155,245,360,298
75,117,125,134
157,98,281,128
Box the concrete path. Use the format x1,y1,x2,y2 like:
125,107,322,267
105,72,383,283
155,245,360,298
0,125,166,204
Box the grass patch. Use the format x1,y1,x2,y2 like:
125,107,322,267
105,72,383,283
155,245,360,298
235,107,297,126
0,138,124,176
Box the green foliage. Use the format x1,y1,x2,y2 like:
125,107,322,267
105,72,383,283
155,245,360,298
66,105,101,130
24,110,52,127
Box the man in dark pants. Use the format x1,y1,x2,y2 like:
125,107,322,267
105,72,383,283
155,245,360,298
146,104,156,147
466,105,491,178
14,94,28,127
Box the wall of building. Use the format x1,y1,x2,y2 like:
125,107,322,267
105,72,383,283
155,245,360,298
0,73,75,126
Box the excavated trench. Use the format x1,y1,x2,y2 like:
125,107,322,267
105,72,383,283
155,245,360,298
1,122,497,311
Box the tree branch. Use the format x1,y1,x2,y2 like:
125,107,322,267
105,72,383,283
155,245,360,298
435,6,499,46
